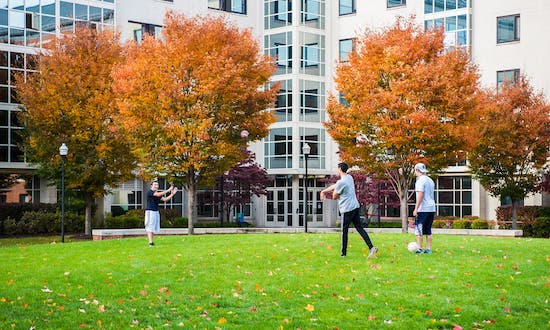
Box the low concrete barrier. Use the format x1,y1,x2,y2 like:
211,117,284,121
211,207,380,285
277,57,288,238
92,227,523,240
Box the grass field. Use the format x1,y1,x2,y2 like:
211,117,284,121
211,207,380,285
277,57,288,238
0,233,548,329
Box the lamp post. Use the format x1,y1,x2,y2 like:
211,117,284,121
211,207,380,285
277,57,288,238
302,143,311,233
59,143,68,243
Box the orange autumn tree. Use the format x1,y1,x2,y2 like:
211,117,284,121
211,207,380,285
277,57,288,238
325,17,480,231
468,76,550,229
16,27,137,236
113,13,278,234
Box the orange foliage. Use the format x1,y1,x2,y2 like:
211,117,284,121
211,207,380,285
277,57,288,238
113,13,278,231
325,17,481,227
468,76,550,205
16,27,137,236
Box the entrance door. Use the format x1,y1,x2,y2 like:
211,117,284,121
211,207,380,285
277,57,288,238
266,187,293,227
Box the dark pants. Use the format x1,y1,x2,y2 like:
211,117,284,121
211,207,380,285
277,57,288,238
341,207,374,256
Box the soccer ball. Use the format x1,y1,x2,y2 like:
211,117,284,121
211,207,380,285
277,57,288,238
407,242,419,252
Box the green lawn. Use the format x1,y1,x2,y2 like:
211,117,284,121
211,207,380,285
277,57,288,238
0,233,548,329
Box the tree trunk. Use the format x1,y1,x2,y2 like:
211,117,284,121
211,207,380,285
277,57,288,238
187,184,195,235
511,200,518,230
84,192,93,237
400,188,408,233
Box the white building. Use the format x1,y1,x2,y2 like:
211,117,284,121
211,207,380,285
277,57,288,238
1,0,548,227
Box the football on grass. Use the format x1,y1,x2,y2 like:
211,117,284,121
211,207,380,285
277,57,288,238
407,241,418,252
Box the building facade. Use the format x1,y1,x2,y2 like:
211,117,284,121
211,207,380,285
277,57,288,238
1,0,548,226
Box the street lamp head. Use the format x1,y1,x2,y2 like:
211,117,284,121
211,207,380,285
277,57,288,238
59,143,68,157
302,143,311,155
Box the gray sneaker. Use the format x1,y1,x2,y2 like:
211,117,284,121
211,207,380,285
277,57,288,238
367,246,378,259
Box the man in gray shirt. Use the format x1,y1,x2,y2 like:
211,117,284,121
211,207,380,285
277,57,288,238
321,162,378,259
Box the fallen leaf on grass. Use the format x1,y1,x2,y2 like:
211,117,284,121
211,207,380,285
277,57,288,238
218,317,227,324
305,304,315,312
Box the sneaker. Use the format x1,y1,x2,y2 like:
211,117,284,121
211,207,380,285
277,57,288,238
415,248,424,254
341,254,346,258
424,249,432,254
367,246,378,259
148,242,155,247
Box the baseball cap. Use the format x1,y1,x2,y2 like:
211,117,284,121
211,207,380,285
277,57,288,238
414,163,428,173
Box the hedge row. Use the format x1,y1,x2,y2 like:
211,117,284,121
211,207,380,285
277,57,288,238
2,211,84,236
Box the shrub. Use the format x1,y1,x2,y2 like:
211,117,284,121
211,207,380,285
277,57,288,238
0,203,57,235
434,216,455,229
496,205,540,223
471,219,489,229
165,217,188,228
532,217,550,238
432,220,447,228
453,219,471,229
538,207,550,217
2,211,84,236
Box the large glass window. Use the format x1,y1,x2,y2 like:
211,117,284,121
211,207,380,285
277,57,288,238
387,0,406,8
300,32,324,76
300,80,325,122
273,80,292,122
265,127,293,169
265,0,292,29
497,69,520,90
0,174,41,203
110,179,144,215
497,14,520,43
339,38,353,62
300,127,325,169
301,0,324,29
339,0,355,16
208,0,247,14
128,21,163,42
265,32,292,75
407,175,472,217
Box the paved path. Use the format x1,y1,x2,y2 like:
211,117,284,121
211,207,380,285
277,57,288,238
92,227,523,240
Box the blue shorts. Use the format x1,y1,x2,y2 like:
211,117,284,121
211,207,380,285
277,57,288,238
415,212,435,236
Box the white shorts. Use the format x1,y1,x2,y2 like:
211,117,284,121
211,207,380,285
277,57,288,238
144,210,160,234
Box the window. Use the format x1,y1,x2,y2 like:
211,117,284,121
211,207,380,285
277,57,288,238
339,38,353,62
407,175,472,217
273,80,292,122
303,0,319,21
339,0,355,15
387,0,406,8
301,43,319,67
497,14,520,43
300,127,325,169
264,128,292,169
265,32,292,75
300,32,324,76
265,1,292,29
275,43,292,67
110,179,143,214
129,21,163,42
497,69,520,90
300,80,325,123
301,0,324,28
208,0,247,14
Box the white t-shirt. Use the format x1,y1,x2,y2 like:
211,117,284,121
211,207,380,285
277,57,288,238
335,174,360,213
415,175,436,212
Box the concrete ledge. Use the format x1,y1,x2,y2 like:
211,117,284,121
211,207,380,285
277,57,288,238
92,227,523,240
